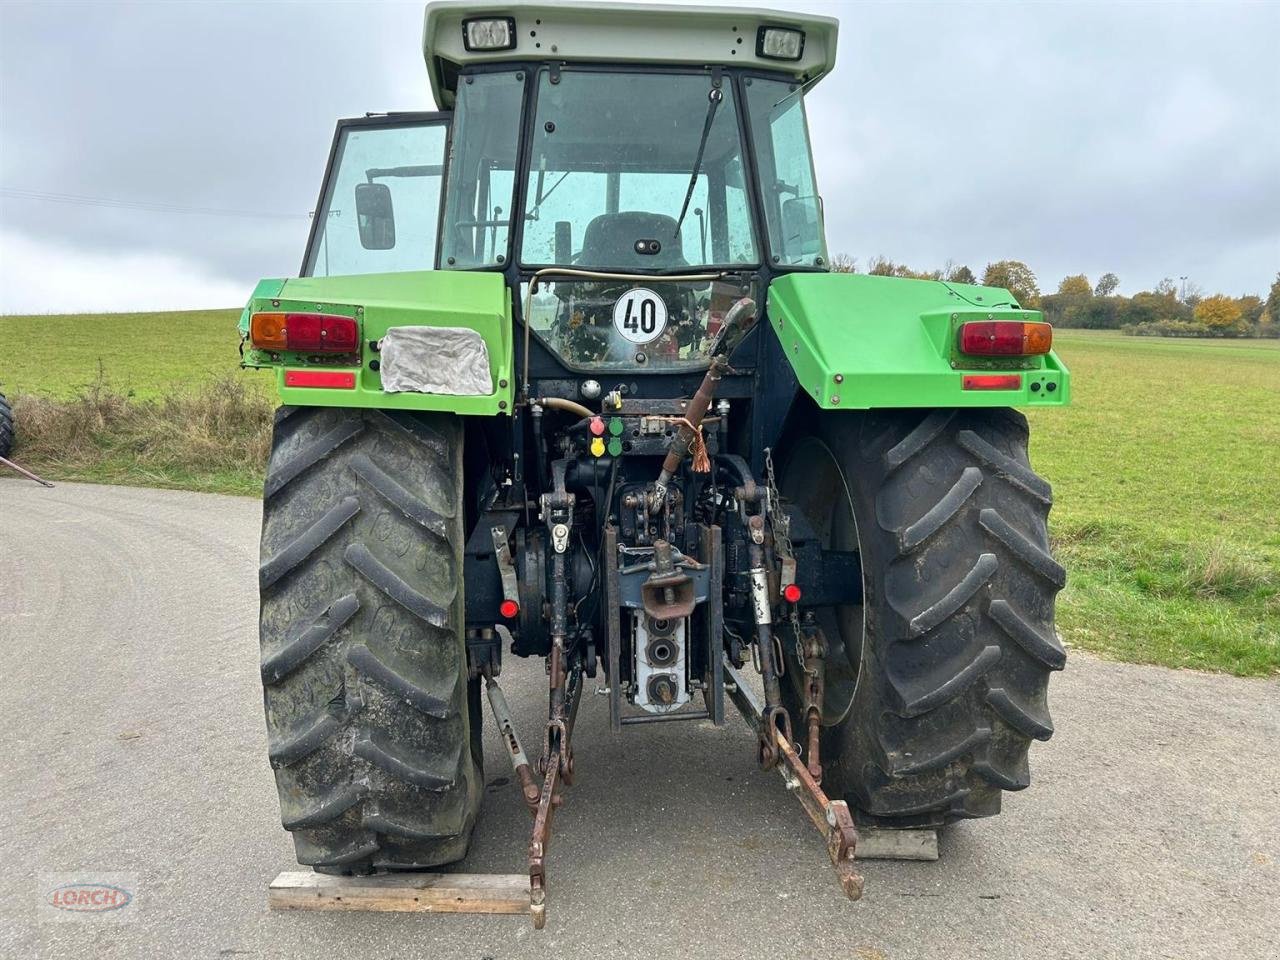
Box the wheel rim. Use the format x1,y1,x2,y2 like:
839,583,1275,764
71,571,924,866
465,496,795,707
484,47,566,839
778,436,864,726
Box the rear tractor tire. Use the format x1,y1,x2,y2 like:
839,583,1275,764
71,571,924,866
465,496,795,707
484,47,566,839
258,406,482,873
780,408,1065,829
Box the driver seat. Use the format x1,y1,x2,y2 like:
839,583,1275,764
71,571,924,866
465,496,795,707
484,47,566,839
580,212,687,269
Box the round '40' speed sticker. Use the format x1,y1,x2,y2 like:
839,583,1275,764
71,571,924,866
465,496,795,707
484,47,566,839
612,288,668,344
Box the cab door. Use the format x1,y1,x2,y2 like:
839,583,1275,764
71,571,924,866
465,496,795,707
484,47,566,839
300,112,451,277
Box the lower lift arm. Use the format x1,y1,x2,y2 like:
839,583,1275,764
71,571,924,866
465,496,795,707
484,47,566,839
724,654,864,900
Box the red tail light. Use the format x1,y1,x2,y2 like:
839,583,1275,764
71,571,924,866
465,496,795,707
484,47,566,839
285,313,359,353
250,312,359,354
782,583,802,604
958,321,1052,356
963,374,1022,391
499,599,520,620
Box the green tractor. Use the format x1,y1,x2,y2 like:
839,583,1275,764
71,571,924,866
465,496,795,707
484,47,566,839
243,1,1069,925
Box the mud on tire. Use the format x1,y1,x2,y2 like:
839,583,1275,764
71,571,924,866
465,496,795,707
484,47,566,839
781,409,1065,828
258,406,482,872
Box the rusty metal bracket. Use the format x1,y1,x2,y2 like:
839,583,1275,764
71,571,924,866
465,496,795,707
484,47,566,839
528,747,560,929
724,654,864,901
490,524,520,606
526,661,582,929
800,618,827,783
774,724,863,899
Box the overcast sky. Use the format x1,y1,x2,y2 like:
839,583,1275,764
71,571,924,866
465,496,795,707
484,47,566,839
1,0,1276,313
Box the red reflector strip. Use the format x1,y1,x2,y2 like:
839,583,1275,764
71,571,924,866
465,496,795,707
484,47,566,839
284,370,357,389
963,374,1022,391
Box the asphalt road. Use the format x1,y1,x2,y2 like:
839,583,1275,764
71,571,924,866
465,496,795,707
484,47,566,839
1,479,1277,960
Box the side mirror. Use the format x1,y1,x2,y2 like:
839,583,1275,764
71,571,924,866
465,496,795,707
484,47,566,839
723,156,746,190
554,220,572,264
781,196,822,257
355,182,395,250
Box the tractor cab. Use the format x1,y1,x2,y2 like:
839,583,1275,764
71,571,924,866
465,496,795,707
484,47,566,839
300,1,836,375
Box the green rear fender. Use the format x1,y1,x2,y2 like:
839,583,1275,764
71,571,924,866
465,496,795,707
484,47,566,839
239,271,514,415
767,273,1070,410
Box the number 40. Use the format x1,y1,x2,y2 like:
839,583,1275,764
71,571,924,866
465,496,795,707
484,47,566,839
624,296,658,334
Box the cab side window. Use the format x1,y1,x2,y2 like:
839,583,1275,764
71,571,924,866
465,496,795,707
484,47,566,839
304,120,448,277
745,80,826,266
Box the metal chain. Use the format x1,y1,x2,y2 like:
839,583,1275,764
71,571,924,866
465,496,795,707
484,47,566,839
762,447,792,557
763,447,807,663
789,609,807,665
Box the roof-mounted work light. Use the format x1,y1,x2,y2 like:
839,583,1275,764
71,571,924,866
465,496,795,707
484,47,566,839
462,17,517,52
757,26,805,61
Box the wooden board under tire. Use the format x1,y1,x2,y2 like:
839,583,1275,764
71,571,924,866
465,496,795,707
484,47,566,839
268,871,531,915
854,828,939,861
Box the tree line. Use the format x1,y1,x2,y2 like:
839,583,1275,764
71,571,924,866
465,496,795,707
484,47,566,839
828,255,1280,339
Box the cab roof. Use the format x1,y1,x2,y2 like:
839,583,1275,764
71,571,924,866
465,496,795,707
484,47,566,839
422,1,839,108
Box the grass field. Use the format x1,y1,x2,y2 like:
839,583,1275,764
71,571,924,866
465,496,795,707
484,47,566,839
1026,331,1279,676
0,308,263,397
1,313,1276,676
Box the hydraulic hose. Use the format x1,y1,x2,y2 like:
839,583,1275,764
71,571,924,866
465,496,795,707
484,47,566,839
536,396,596,421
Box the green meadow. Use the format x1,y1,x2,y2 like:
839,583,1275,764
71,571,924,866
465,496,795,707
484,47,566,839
1027,331,1278,676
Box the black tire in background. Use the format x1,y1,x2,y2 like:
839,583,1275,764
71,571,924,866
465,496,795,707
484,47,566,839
780,408,1065,828
0,393,13,459
258,406,482,872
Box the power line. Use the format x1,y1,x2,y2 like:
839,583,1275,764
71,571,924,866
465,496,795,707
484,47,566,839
0,186,309,220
